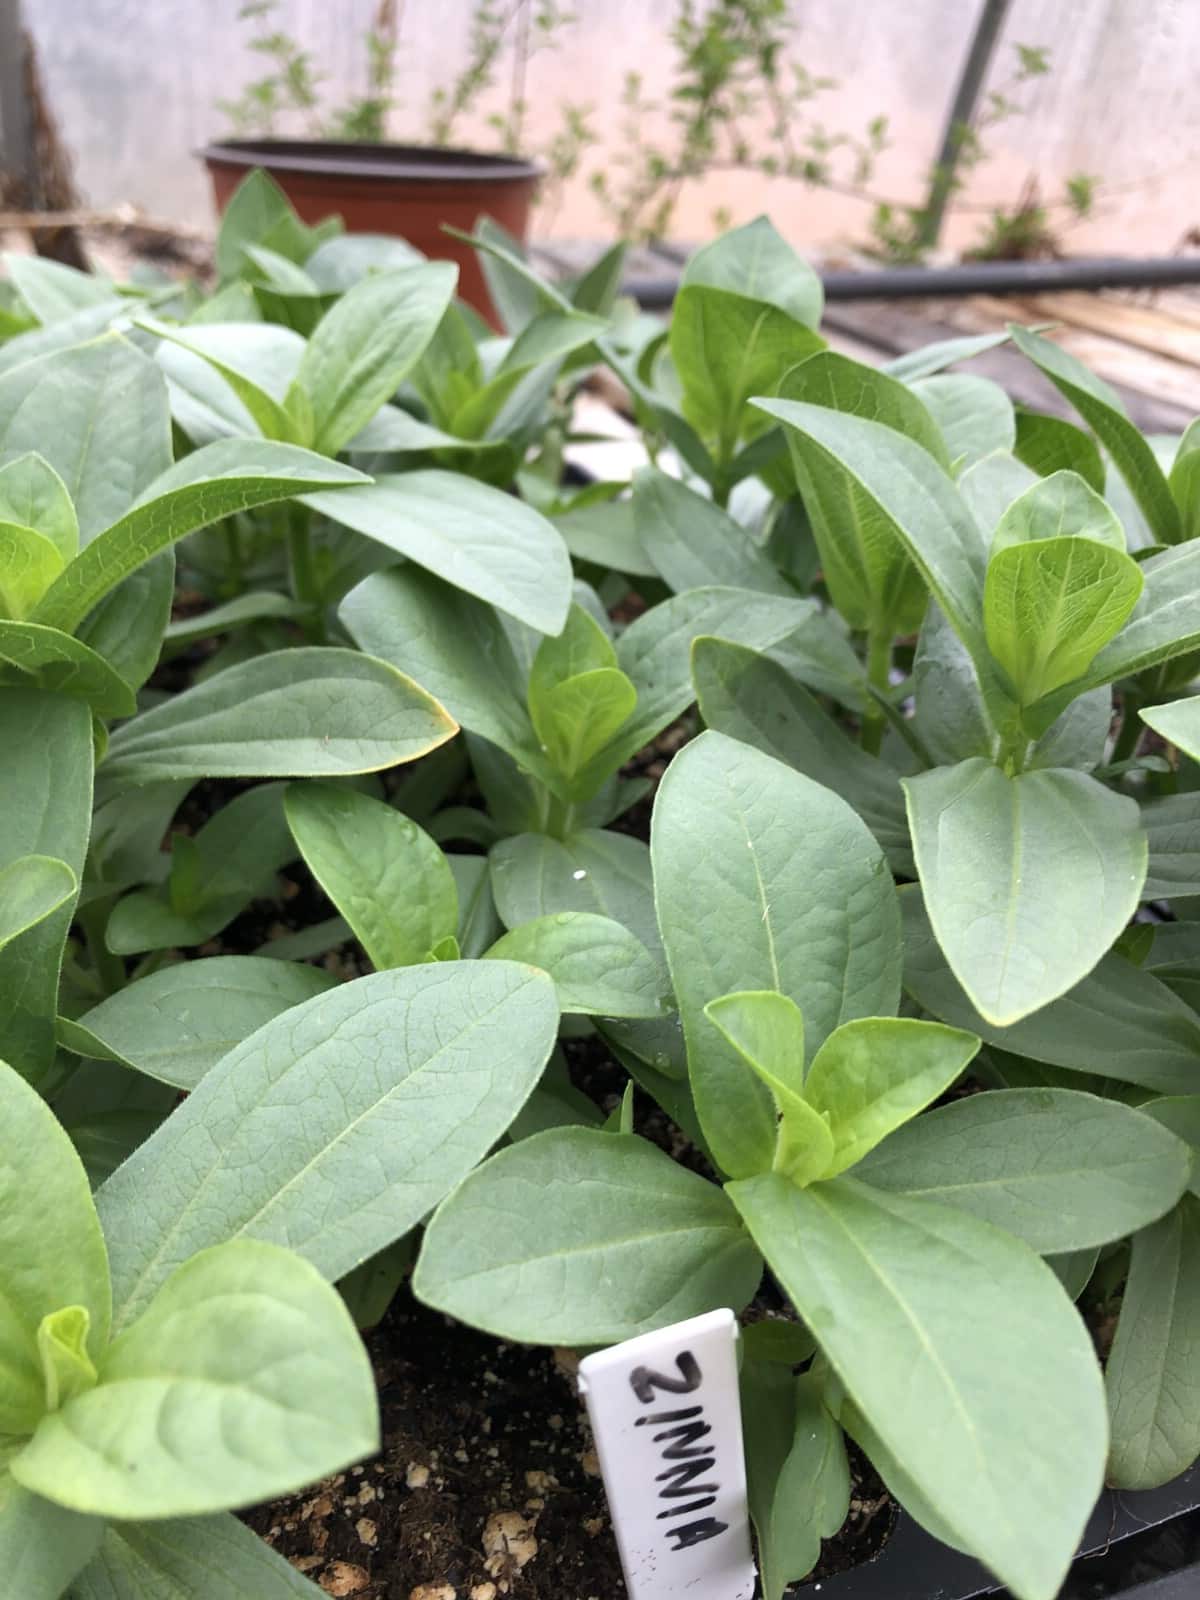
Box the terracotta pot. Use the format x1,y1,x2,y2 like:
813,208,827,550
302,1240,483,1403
198,139,543,326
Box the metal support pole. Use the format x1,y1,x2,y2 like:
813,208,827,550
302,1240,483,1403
916,0,1013,252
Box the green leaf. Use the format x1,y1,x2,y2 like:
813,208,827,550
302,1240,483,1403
728,1173,1107,1600
682,216,823,327
742,1367,848,1600
214,169,306,280
487,912,664,1018
497,308,608,376
884,330,1012,381
1009,325,1181,545
302,468,572,634
490,828,660,956
670,285,825,463
142,318,306,442
1142,695,1200,762
757,398,986,652
101,648,455,785
0,855,75,950
32,440,368,635
0,1476,104,1600
1141,1096,1200,1198
1168,419,1200,540
0,688,91,1086
1064,542,1200,704
4,255,115,324
97,962,559,1328
705,990,833,1184
414,1127,761,1344
652,731,901,1178
692,637,913,875
0,621,136,716
73,1513,327,1597
163,590,305,643
285,782,457,969
913,374,1015,470
304,232,423,293
298,263,458,455
0,1058,110,1435
0,336,171,542
902,887,1200,1096
13,1240,377,1519
631,467,792,595
903,758,1146,1025
0,451,77,561
74,552,175,693
1014,409,1106,492
73,956,335,1090
803,1017,980,1177
858,1088,1192,1250
1106,1197,1200,1489
0,520,64,619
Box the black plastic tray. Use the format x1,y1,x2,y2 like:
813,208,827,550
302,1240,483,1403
808,1465,1200,1599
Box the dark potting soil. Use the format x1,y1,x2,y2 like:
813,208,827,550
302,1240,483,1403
242,1279,894,1600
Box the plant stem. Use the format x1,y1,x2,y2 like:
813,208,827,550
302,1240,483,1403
287,505,326,641
861,627,892,756
544,792,578,841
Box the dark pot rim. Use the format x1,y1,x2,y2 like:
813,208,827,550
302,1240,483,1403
197,138,543,185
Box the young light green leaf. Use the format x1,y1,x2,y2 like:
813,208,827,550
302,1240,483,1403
728,1172,1107,1600
414,1127,761,1344
302,468,572,634
97,962,559,1329
681,216,823,327
0,451,78,562
73,956,336,1090
486,912,664,1018
101,648,456,784
671,285,825,464
984,536,1143,706
298,262,458,454
902,887,1200,1096
903,759,1146,1025
14,1239,376,1520
32,440,368,634
72,1512,327,1598
705,990,833,1184
0,621,136,716
0,1059,110,1435
803,1017,980,1177
653,731,901,1178
1009,324,1180,545
1064,541,1200,702
0,688,91,1087
0,855,75,951
858,1088,1192,1250
0,520,64,618
285,782,457,970
742,1366,849,1600
1106,1197,1200,1490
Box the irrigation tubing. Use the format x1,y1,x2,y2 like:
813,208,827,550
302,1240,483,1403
622,254,1200,307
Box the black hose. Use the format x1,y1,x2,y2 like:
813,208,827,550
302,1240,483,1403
623,255,1200,307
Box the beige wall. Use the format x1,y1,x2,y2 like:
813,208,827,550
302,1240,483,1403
25,0,1200,256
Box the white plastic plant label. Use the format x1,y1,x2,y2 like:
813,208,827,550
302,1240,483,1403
577,1307,756,1600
